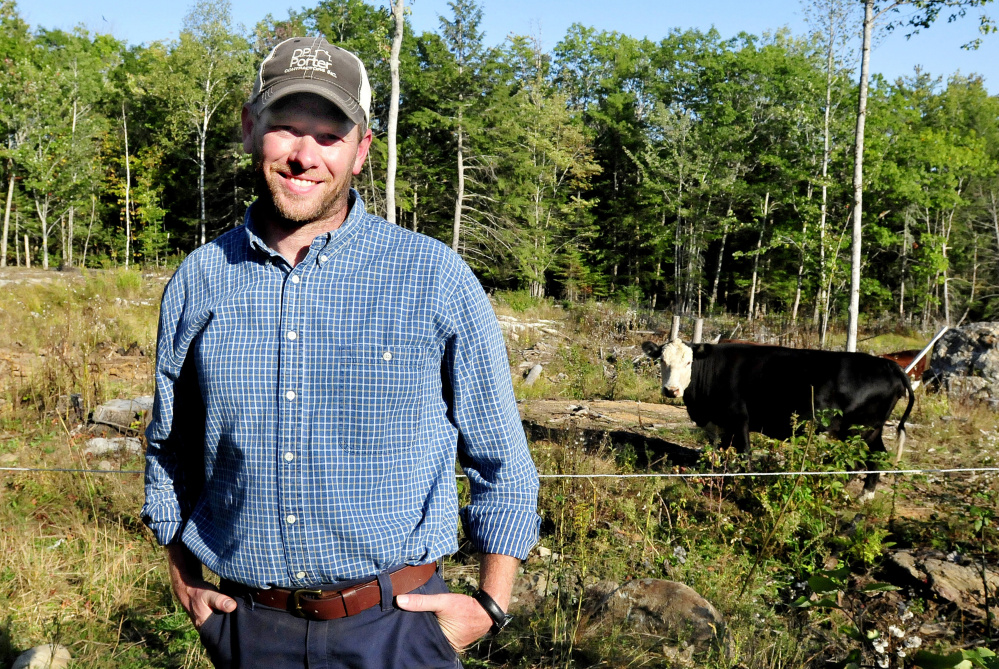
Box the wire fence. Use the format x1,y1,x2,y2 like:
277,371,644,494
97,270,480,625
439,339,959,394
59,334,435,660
3,465,999,479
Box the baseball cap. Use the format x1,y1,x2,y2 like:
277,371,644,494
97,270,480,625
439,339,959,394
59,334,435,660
250,37,371,126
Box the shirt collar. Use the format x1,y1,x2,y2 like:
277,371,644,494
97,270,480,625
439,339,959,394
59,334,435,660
243,189,370,262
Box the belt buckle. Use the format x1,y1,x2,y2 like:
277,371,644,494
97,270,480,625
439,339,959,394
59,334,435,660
291,588,324,617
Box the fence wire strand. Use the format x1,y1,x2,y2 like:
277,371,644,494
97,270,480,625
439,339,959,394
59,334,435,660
3,466,999,479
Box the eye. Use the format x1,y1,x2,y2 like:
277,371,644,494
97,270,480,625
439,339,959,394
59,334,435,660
316,133,343,146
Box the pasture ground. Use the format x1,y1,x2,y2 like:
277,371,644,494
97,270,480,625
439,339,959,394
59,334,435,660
0,268,996,668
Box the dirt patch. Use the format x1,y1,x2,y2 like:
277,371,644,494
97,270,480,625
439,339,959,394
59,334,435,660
518,399,702,467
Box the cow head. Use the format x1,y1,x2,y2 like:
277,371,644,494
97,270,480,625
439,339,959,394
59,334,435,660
641,339,693,398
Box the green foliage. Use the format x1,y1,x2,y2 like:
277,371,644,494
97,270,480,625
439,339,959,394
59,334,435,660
0,0,994,320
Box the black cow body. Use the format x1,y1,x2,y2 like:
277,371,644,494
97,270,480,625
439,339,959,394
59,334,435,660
651,342,915,493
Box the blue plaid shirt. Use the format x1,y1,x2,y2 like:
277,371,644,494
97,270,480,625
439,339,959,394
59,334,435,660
142,191,540,589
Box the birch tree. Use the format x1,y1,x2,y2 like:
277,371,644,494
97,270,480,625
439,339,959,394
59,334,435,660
845,0,995,350
384,0,404,224
171,0,251,246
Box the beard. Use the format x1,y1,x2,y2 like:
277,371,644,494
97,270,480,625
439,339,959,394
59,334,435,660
252,148,355,229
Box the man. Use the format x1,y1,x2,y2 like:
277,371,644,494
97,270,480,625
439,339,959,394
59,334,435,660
142,37,540,669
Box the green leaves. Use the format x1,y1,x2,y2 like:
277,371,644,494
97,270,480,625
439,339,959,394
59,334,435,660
912,647,998,669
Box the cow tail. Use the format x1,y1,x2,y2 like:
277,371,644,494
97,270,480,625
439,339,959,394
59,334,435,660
892,363,916,466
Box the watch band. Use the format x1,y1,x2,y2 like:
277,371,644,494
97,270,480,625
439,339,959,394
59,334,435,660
472,589,513,635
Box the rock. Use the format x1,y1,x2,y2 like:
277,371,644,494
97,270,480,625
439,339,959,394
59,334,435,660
889,550,999,619
578,579,725,648
509,570,552,614
55,393,83,420
83,437,142,457
12,644,72,669
90,396,154,429
523,364,543,386
123,342,144,357
930,322,999,402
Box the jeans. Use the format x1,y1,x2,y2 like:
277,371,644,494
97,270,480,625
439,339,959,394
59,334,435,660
199,572,461,668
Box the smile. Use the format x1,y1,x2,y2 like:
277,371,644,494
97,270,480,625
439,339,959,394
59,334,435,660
281,174,324,192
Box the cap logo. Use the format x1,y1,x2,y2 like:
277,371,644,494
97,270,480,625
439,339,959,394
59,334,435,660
287,48,338,78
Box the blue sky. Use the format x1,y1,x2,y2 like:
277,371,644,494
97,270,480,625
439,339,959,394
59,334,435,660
20,0,999,92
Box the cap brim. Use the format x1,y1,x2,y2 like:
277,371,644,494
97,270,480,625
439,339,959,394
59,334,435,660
254,80,367,126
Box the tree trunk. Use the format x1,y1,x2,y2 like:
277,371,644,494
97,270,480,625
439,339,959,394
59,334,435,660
412,188,418,232
748,192,769,321
83,194,95,268
24,232,30,269
530,279,544,299
123,103,133,269
67,206,74,267
815,27,834,327
846,0,874,352
34,195,49,269
899,212,909,317
792,259,805,323
451,122,465,252
709,201,731,314
68,97,78,267
199,119,207,247
990,189,999,262
385,0,404,224
1,168,13,267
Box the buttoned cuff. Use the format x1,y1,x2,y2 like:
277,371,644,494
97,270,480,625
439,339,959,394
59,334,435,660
144,518,185,546
460,506,541,560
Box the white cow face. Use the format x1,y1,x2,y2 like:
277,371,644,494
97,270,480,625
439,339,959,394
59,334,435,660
641,339,693,398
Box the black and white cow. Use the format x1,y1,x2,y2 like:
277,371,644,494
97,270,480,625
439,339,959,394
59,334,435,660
641,340,915,495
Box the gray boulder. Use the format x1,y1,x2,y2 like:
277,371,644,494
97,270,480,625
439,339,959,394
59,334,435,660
83,437,142,457
11,644,72,669
90,396,154,430
930,322,999,403
890,549,999,620
578,578,725,648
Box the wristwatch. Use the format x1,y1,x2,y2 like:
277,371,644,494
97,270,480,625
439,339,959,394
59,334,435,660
472,589,513,635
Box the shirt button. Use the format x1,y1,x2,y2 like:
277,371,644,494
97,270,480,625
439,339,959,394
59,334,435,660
286,514,297,524
286,391,296,401
291,275,300,284
319,254,328,264
296,571,306,579
287,331,297,341
284,452,295,462
382,351,392,361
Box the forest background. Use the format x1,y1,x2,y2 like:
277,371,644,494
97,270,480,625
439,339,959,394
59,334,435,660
2,0,999,334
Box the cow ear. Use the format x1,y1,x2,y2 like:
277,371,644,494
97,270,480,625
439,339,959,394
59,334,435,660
691,344,711,359
641,341,662,360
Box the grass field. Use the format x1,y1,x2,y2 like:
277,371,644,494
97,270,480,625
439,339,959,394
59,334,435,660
1,269,995,668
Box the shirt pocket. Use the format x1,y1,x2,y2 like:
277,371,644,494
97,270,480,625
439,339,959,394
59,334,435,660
334,344,435,454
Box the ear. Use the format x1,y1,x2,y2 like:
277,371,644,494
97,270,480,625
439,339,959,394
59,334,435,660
241,105,255,154
352,126,373,175
641,341,662,360
691,344,711,359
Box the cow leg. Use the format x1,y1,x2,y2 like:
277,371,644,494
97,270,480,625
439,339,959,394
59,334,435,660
732,421,751,455
861,427,887,496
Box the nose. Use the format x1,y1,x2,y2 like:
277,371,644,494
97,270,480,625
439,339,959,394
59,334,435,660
288,134,321,171
662,387,680,398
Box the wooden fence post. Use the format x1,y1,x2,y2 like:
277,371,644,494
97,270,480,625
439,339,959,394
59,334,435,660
670,315,681,341
692,318,704,344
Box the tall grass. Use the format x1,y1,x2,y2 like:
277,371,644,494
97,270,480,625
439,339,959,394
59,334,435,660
1,277,993,668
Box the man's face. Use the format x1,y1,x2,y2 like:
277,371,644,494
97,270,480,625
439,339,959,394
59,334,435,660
242,94,371,226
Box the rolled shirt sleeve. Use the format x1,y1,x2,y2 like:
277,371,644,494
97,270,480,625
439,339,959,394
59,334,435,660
141,262,208,546
448,265,541,559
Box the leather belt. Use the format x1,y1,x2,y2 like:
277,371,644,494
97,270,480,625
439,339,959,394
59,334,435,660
221,563,437,620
